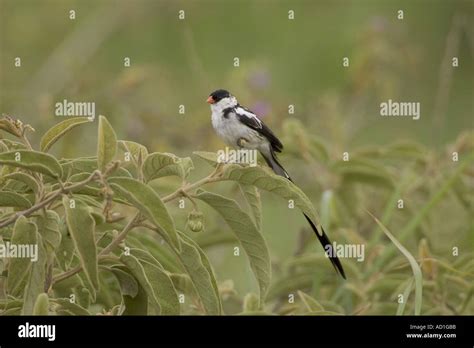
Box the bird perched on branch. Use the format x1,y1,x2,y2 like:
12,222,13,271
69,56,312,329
207,89,346,279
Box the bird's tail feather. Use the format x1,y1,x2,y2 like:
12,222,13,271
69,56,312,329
262,148,291,180
303,214,346,279
261,148,346,279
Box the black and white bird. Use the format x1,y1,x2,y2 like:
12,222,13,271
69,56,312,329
207,89,346,279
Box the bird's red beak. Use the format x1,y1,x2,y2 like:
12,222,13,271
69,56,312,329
206,96,215,104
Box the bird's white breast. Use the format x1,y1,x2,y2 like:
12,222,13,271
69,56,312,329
211,110,264,149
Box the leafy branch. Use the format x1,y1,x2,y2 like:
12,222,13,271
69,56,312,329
0,170,100,229
1,115,315,315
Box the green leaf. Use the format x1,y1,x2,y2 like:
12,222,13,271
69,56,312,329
308,135,329,162
0,140,8,152
138,262,180,315
369,212,423,315
385,141,428,160
331,158,394,188
0,139,27,151
120,253,180,315
56,228,76,271
319,190,333,229
108,177,180,250
0,191,32,208
40,117,90,152
281,119,329,162
4,172,39,194
143,152,194,181
242,293,260,313
126,233,183,274
35,210,62,255
97,115,117,172
221,164,319,227
73,284,91,309
297,290,324,312
195,190,271,306
32,293,49,315
123,282,148,315
22,234,47,315
118,140,148,162
239,184,262,231
127,248,163,269
52,298,90,315
50,274,82,300
0,150,63,178
107,266,139,298
372,151,474,270
177,232,222,315
61,157,97,179
0,298,24,315
1,307,22,315
396,279,414,316
192,151,218,167
6,216,38,296
266,273,313,301
62,196,99,295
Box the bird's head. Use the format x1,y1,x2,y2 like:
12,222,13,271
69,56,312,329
207,89,237,111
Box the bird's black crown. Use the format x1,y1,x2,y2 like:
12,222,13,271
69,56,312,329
209,89,231,102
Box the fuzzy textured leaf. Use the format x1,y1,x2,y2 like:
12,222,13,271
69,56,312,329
32,293,49,315
35,210,62,255
6,216,37,296
40,117,90,152
332,158,394,188
221,164,319,225
62,196,99,294
120,253,180,315
297,290,324,312
119,140,148,162
53,298,90,315
177,232,221,314
0,191,32,208
60,157,97,180
97,115,117,171
108,177,180,250
240,184,262,231
369,212,423,315
143,152,193,181
195,189,271,306
3,172,39,194
0,150,63,178
22,234,47,315
108,266,139,298
192,151,218,167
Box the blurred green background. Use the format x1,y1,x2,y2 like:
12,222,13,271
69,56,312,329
0,0,473,315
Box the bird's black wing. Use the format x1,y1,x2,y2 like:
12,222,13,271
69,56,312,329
234,106,283,152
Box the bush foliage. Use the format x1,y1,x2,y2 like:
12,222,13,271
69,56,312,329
0,115,472,315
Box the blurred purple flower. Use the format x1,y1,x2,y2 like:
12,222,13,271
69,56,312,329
251,101,270,119
248,69,270,90
370,16,388,33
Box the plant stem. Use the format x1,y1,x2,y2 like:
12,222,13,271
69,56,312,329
98,212,139,256
52,214,138,285
162,165,223,203
51,165,224,285
0,170,101,229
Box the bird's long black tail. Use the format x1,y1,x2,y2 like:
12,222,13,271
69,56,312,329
261,148,346,279
302,213,346,279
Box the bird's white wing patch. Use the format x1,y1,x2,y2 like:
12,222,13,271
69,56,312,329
235,106,262,128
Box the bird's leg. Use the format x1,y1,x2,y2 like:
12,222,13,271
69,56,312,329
236,137,248,148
